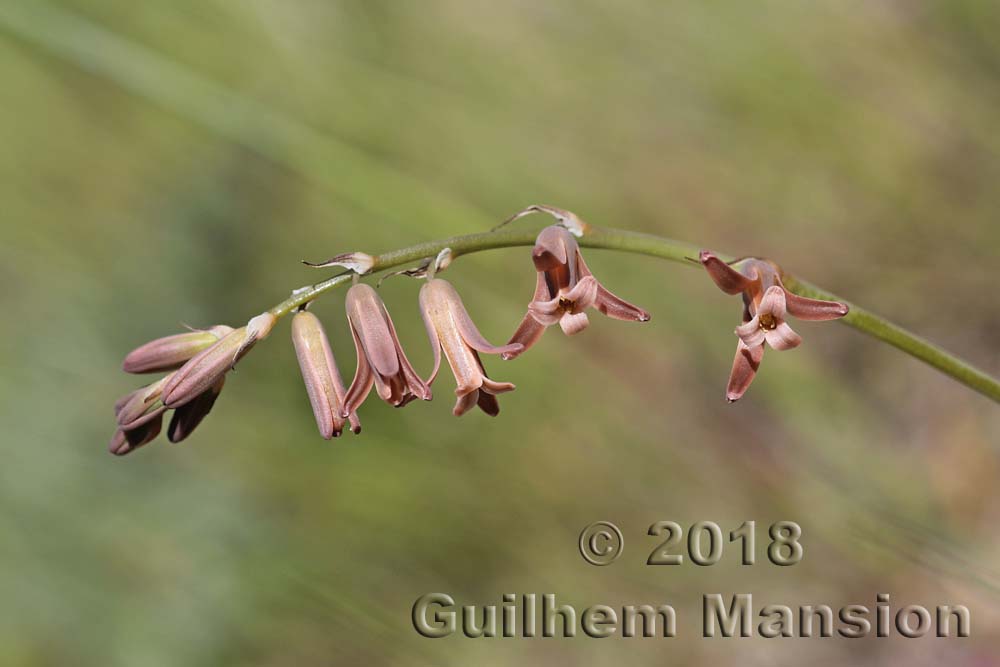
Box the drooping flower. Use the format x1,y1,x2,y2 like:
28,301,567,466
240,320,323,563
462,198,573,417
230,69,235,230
699,251,849,401
342,283,432,414
505,225,650,359
419,278,523,416
122,325,233,373
292,310,360,439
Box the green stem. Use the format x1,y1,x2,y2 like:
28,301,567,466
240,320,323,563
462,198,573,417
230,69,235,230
268,224,1000,404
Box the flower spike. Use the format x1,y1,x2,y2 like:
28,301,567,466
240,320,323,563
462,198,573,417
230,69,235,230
419,278,522,416
505,225,650,359
343,283,432,415
699,251,849,401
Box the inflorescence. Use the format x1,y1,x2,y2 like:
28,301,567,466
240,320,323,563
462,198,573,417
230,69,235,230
110,205,852,455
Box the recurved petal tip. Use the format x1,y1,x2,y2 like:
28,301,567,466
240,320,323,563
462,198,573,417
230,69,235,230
700,251,754,296
726,340,764,402
783,290,850,321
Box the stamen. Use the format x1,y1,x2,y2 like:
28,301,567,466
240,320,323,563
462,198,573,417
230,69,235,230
759,313,777,330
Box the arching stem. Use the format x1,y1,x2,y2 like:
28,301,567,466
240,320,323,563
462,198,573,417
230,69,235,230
268,225,1000,404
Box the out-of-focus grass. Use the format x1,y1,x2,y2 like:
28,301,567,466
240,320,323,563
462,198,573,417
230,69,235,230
0,1,998,665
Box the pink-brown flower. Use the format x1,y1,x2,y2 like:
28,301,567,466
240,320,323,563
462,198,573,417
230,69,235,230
506,225,650,359
700,251,849,401
343,283,432,415
292,310,360,438
419,278,523,416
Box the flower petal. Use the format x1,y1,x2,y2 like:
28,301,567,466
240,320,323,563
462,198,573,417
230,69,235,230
783,290,849,321
418,287,443,385
452,390,479,417
726,340,764,402
765,322,802,351
504,313,545,360
700,251,754,295
476,391,501,416
528,297,566,326
343,321,377,416
531,225,571,272
448,286,524,358
559,311,590,335
735,317,766,348
757,285,787,319
382,302,432,402
562,275,599,312
481,376,516,394
592,284,650,322
346,284,400,378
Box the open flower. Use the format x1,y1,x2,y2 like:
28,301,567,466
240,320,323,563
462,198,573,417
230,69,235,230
419,278,523,416
700,251,849,401
343,283,432,414
293,310,360,438
506,225,650,359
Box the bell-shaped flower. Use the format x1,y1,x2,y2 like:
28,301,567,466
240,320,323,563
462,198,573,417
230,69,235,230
122,325,233,374
699,251,849,401
343,283,432,414
292,310,360,439
506,225,650,359
419,278,523,416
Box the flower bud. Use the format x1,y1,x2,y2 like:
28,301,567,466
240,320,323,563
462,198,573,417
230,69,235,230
167,377,225,443
161,327,247,408
117,376,169,429
122,325,233,374
109,414,163,456
292,311,359,438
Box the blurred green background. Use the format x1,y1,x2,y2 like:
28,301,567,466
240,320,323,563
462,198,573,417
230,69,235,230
1,1,999,664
